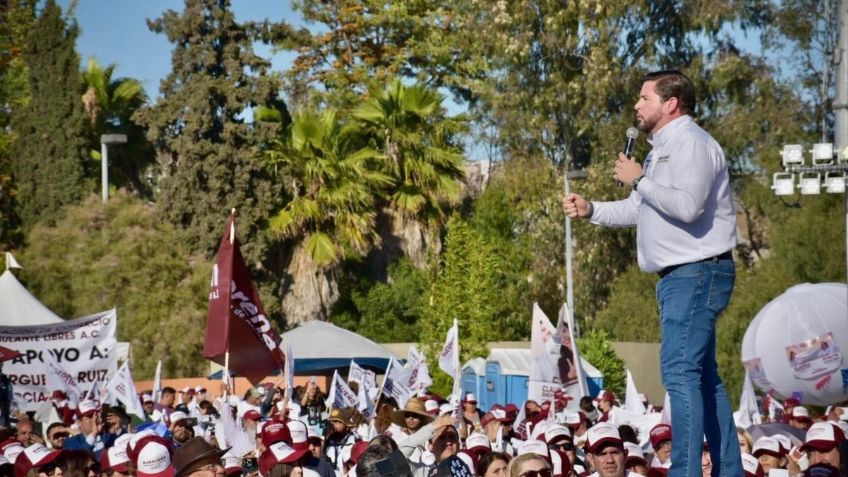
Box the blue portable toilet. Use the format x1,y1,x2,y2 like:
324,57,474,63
462,347,604,408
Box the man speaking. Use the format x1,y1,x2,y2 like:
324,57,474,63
563,70,741,477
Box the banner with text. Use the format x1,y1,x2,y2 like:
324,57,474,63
0,309,117,411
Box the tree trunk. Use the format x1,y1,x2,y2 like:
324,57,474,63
279,239,340,324
369,206,439,281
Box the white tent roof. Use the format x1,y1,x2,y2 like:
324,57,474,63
463,347,603,378
281,320,398,360
0,270,63,325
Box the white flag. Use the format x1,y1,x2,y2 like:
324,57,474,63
325,371,358,410
152,360,163,403
405,346,432,393
528,304,559,403
438,320,459,378
734,371,762,428
282,340,295,401
624,369,646,415
44,353,80,402
557,302,589,407
357,376,375,420
660,392,671,425
5,252,21,270
348,361,376,390
381,357,413,409
106,361,145,420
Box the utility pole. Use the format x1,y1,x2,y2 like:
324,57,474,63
835,0,848,151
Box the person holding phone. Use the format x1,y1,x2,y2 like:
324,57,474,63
169,411,196,447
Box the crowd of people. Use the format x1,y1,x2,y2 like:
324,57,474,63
0,382,846,477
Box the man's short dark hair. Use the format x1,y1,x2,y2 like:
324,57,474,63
162,387,176,395
644,70,696,115
356,446,390,477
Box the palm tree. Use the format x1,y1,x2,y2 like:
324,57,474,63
80,58,152,194
353,79,467,273
263,109,391,323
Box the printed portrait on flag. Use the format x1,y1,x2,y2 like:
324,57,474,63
555,314,577,386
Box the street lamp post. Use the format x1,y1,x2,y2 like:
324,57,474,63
564,169,588,328
100,134,127,203
771,143,848,308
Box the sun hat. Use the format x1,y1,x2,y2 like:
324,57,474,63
390,398,435,428
172,437,228,477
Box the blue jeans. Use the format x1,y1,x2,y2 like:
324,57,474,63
656,257,742,477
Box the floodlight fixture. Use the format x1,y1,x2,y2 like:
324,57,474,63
811,143,834,165
825,172,847,194
798,173,821,195
781,144,805,167
771,172,795,196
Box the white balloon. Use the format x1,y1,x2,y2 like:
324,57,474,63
740,283,848,406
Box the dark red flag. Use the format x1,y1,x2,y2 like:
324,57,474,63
204,213,284,384
0,345,22,362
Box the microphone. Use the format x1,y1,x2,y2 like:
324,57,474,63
624,127,639,157
617,127,640,187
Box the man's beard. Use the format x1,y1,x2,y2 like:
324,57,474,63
637,110,662,133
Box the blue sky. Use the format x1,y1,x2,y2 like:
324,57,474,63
59,0,303,99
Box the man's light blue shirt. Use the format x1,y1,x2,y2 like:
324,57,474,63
589,115,737,273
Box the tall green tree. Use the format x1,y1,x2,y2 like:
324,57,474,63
263,109,391,324
277,0,487,109
133,0,288,265
80,58,154,196
11,0,88,230
354,79,466,275
421,215,504,394
0,0,37,247
18,192,210,379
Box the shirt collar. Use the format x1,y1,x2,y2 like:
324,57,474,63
647,115,692,147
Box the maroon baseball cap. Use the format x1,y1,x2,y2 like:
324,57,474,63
585,423,623,454
802,422,846,452
101,446,130,473
260,420,292,448
649,424,672,449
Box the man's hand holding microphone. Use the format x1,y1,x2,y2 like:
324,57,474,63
564,127,643,219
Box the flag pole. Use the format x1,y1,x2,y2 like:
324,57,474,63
373,356,393,414
224,350,230,396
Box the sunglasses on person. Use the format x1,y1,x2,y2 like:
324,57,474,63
519,469,552,477
549,442,574,452
40,461,67,477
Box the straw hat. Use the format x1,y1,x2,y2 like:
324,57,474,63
390,398,435,428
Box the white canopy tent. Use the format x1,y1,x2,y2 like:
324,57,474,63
280,320,399,374
0,270,63,326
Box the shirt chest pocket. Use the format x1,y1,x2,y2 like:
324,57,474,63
648,154,672,184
